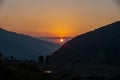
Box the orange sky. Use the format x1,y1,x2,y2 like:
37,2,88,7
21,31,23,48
0,0,120,37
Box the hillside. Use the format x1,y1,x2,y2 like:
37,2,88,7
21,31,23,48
0,28,60,60
50,21,120,65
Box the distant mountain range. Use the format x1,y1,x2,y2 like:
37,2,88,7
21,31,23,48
0,28,60,60
37,37,72,44
51,21,120,65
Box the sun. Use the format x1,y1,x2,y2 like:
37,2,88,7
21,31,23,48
60,39,64,43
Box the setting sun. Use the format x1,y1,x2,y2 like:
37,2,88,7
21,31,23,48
60,39,64,43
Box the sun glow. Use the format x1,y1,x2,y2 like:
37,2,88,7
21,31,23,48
60,39,64,43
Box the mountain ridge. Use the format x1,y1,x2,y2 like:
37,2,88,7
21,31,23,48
50,21,120,65
0,27,60,60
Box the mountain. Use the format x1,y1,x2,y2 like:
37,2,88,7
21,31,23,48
50,21,120,65
37,37,72,44
0,28,60,60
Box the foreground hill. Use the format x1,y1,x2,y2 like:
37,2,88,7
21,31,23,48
51,21,120,65
0,62,55,80
0,28,60,60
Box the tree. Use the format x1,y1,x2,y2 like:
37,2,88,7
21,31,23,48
10,56,14,61
38,56,44,63
0,52,2,57
45,55,50,63
0,52,3,63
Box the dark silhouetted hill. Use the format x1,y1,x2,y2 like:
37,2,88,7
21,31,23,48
0,28,60,60
51,21,120,65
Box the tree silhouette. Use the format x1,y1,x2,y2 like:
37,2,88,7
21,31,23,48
0,52,2,57
0,52,3,63
38,56,44,63
45,55,50,63
10,56,14,61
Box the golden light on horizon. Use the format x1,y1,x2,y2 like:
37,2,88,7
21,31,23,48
60,39,64,43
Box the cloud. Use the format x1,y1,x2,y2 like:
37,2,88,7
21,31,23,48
0,0,3,6
0,0,4,10
0,0,3,3
116,0,120,5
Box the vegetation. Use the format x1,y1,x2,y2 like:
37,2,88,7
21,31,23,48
0,52,3,63
1,53,120,80
45,55,50,63
0,60,55,80
38,56,44,64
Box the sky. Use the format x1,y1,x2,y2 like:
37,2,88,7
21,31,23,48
0,0,120,37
